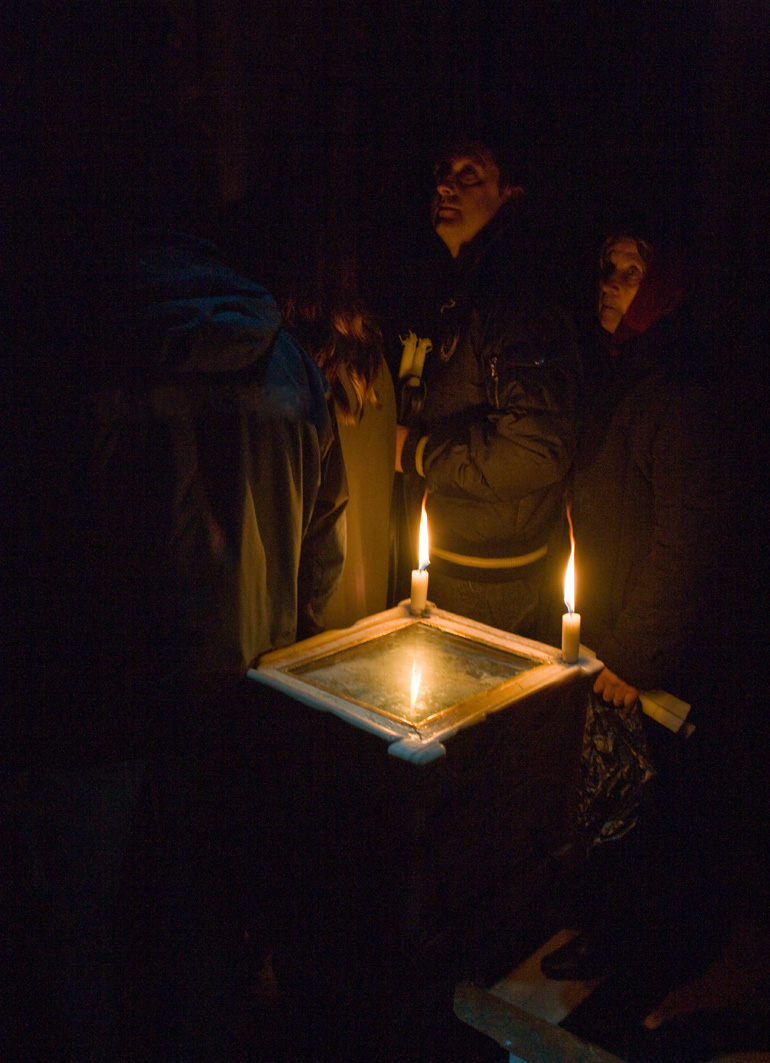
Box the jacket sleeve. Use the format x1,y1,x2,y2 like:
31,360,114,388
402,303,579,502
296,400,348,640
588,380,725,692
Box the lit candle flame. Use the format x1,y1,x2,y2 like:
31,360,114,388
418,498,430,571
564,506,576,613
410,659,422,712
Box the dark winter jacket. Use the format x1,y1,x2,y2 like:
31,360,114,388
572,290,722,698
6,229,346,765
399,201,579,577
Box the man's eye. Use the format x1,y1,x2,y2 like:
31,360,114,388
457,169,482,186
625,267,642,284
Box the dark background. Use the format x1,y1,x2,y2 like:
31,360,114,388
4,0,768,322
168,0,768,326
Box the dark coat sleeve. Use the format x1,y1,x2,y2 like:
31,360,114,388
586,378,724,691
297,400,348,639
404,303,579,502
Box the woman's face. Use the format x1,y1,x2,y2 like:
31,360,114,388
598,237,647,334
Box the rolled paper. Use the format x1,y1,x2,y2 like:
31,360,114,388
398,330,418,379
413,337,432,379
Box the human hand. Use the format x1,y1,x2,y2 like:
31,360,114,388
593,667,639,708
395,423,409,472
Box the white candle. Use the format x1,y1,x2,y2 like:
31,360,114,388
561,533,581,663
410,569,429,615
410,501,430,615
562,610,581,664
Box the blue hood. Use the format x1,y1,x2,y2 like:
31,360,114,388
113,229,282,375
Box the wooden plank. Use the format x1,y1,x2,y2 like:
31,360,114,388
454,980,627,1063
489,929,603,1025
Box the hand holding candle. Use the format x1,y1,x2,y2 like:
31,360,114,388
410,500,430,615
561,517,580,664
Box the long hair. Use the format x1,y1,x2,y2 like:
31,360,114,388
282,282,384,425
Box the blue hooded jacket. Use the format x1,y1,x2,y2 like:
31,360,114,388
8,229,347,764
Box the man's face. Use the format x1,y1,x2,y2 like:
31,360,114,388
431,151,513,258
598,237,647,334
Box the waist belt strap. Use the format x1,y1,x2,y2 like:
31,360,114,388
431,543,548,569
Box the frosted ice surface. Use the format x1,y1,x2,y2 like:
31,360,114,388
287,622,537,723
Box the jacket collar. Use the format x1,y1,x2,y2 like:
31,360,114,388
454,199,520,278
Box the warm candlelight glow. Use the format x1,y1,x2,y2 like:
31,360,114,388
563,504,576,611
410,659,422,712
410,497,430,615
561,506,580,664
418,500,430,571
564,541,575,613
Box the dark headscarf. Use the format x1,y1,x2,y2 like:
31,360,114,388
610,244,686,350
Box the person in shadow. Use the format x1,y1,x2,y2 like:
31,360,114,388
1,5,346,1060
540,230,731,991
280,258,397,630
393,132,580,638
